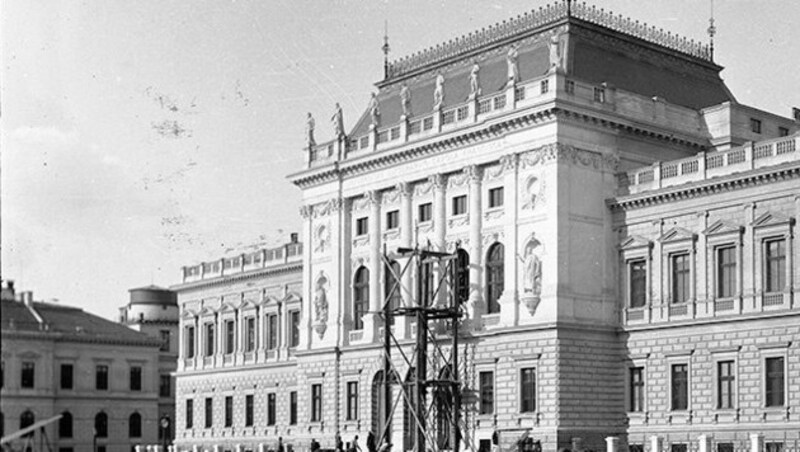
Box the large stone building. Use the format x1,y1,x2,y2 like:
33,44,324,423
119,286,181,444
1,281,164,452
173,2,799,452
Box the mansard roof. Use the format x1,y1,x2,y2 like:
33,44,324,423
346,1,732,140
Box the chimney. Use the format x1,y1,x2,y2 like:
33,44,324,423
1,280,15,300
290,233,299,243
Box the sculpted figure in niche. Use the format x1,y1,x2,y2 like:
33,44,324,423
313,274,329,324
522,240,542,297
306,112,316,147
433,73,445,110
331,103,345,140
506,46,519,86
400,84,411,117
522,176,544,210
549,32,564,73
369,93,380,127
469,63,480,99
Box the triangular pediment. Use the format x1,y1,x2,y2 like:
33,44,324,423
659,227,697,244
703,220,744,237
751,211,795,229
181,309,198,319
620,235,652,250
218,302,238,313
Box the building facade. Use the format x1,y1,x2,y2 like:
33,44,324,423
174,2,800,452
119,286,181,444
1,282,164,452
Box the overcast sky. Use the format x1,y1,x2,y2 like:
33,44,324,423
3,0,799,321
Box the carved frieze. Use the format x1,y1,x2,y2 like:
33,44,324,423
448,215,470,228
519,143,618,171
314,198,343,218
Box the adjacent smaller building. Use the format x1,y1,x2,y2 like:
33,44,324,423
1,281,164,452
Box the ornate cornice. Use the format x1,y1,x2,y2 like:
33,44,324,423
610,161,800,211
170,261,303,293
520,143,618,171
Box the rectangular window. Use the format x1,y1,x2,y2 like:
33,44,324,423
540,79,549,94
289,391,298,425
160,374,171,397
716,246,736,298
717,444,733,452
21,361,35,388
311,383,323,422
386,210,399,230
60,364,73,390
717,360,735,409
629,367,645,412
593,87,606,103
750,118,762,134
765,357,785,407
565,80,575,94
488,187,504,208
671,445,687,452
671,253,690,304
186,326,196,358
289,311,300,348
765,239,786,292
520,368,536,413
356,217,369,236
204,398,213,428
244,317,256,352
186,399,194,429
452,195,467,216
96,365,109,390
418,203,432,223
267,393,276,425
130,366,142,391
346,381,358,420
766,444,783,452
671,364,688,410
205,323,215,357
779,126,790,137
224,396,233,427
267,314,278,350
629,259,647,308
479,371,494,415
629,445,644,452
160,330,171,352
225,320,235,354
245,394,254,427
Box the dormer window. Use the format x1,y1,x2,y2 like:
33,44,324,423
750,118,762,134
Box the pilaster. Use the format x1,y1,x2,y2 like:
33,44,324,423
363,190,383,343
299,205,314,351
499,154,519,326
466,164,484,329
398,182,413,339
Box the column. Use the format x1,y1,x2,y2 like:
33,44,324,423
698,435,711,452
431,174,447,307
605,437,619,452
749,434,763,452
466,165,483,329
365,190,382,342
398,182,413,339
194,315,199,366
178,318,186,364
299,205,314,350
650,436,662,452
499,154,519,326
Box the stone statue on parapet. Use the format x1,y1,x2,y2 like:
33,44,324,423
369,93,380,127
332,102,345,140
469,62,481,99
549,32,565,73
433,73,445,110
306,112,316,148
400,84,411,117
506,46,519,87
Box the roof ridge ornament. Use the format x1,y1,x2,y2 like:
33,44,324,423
707,0,717,61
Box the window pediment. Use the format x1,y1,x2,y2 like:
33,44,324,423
659,227,697,244
703,220,744,237
620,235,652,251
751,211,795,229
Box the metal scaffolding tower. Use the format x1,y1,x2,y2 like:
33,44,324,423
376,243,469,452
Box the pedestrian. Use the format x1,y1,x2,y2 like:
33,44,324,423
277,437,285,452
335,433,344,452
366,431,376,452
311,438,320,452
352,436,361,452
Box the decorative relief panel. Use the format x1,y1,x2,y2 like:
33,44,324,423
521,175,546,211
482,230,504,247
484,209,505,221
519,143,619,171
414,180,434,197
448,172,468,188
448,216,470,228
446,237,469,251
312,271,329,339
312,198,343,218
314,223,331,254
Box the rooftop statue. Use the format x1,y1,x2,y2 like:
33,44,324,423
306,112,316,148
400,84,411,117
549,32,565,73
369,93,380,127
332,103,345,140
433,73,445,110
469,63,480,99
506,46,519,87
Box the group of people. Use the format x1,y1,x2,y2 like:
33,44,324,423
308,431,391,452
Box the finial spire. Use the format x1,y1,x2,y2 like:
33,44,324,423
707,0,717,61
382,20,391,79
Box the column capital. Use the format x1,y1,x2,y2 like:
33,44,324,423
396,181,412,197
366,190,382,206
464,164,483,182
499,153,519,173
428,174,446,190
300,205,314,219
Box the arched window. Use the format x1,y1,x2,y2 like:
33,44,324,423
94,412,108,438
435,365,454,450
353,267,369,330
384,261,402,325
421,261,435,304
485,243,504,314
455,249,470,303
19,410,34,437
371,371,390,442
59,412,73,438
128,413,141,438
